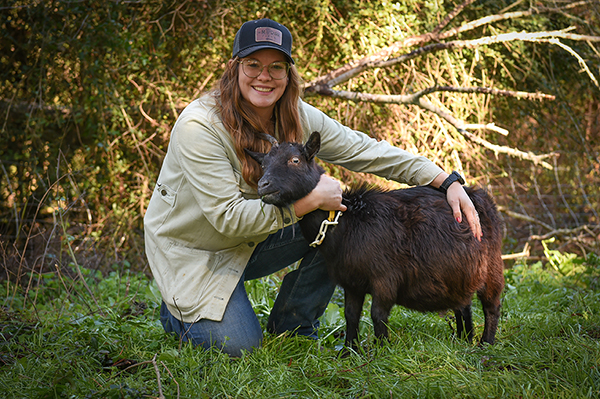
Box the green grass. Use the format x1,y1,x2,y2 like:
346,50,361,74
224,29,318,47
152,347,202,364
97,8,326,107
1,254,599,398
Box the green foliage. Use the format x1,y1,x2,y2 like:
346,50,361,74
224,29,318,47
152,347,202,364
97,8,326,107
1,0,598,279
1,1,598,396
1,251,600,397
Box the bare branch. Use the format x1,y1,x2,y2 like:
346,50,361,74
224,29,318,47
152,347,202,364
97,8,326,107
325,88,557,168
530,225,600,241
432,0,478,35
501,242,531,261
496,206,555,231
421,103,558,169
161,361,181,399
459,128,557,169
532,38,599,88
325,85,554,106
463,123,509,136
312,29,600,90
436,1,591,42
413,86,556,102
301,5,598,172
152,354,166,399
304,2,598,93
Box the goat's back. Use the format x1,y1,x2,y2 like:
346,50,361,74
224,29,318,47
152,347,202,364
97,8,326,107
299,185,503,312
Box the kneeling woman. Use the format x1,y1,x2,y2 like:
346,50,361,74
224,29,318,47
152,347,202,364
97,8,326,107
144,18,481,357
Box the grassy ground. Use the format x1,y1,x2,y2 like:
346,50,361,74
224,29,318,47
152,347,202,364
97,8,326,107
1,253,599,398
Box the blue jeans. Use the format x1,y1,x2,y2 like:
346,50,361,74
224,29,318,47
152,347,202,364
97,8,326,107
159,224,336,357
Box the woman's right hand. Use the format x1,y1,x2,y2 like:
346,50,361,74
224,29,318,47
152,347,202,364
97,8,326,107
293,175,347,217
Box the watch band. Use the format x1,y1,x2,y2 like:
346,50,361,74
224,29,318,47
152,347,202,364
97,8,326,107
439,171,465,193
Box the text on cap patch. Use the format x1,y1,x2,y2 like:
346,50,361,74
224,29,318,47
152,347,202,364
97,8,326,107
255,27,282,45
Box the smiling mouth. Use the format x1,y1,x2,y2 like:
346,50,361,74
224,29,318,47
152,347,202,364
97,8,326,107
253,86,274,93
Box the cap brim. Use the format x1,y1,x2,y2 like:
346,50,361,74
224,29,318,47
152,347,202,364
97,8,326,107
237,44,295,64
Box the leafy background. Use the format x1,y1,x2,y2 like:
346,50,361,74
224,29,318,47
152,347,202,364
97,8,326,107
1,0,598,277
0,0,599,397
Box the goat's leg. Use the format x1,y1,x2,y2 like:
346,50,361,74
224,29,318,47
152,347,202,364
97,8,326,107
343,289,366,354
477,258,504,345
477,288,502,345
454,303,474,343
370,295,394,346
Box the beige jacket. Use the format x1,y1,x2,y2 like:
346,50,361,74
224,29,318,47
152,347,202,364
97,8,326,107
144,94,443,323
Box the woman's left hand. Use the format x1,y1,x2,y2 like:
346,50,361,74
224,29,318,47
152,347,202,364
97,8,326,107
446,182,482,241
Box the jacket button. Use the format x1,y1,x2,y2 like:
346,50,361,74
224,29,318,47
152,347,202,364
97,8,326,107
284,218,291,224
248,242,255,247
161,189,167,196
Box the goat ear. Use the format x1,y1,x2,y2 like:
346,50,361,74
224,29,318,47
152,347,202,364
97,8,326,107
303,131,321,161
244,148,265,165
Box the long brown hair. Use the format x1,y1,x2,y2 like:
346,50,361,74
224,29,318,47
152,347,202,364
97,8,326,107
215,57,304,188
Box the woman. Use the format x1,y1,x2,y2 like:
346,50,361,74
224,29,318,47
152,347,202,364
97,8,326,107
144,19,481,357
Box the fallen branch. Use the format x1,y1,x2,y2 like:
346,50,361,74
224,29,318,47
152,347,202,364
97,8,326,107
436,1,592,43
161,361,181,399
152,354,166,399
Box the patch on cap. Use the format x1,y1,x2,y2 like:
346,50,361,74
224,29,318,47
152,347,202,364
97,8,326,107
255,27,282,46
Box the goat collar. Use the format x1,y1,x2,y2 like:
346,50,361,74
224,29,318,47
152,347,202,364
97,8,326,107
309,210,343,247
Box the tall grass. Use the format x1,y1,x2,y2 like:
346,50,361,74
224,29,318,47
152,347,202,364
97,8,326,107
1,255,599,398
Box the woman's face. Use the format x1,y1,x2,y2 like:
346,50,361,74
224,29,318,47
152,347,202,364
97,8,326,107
237,49,289,120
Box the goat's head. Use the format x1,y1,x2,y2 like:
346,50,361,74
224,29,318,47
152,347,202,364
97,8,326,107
245,131,324,207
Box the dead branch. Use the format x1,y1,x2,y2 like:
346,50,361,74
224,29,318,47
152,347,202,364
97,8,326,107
325,86,554,107
302,25,600,169
530,225,600,242
497,206,554,231
304,1,597,93
161,361,181,399
306,29,600,92
325,88,558,168
432,0,478,36
459,129,557,169
498,205,600,248
531,38,600,88
502,242,531,261
436,1,592,43
414,86,556,101
152,354,166,399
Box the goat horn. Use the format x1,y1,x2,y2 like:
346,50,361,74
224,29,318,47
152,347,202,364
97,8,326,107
257,132,279,146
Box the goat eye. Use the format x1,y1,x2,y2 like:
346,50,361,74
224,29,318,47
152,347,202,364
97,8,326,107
290,157,300,164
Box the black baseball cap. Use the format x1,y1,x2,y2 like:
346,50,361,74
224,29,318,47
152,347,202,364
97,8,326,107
232,19,294,64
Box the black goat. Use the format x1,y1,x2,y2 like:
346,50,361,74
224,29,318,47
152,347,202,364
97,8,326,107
246,132,504,353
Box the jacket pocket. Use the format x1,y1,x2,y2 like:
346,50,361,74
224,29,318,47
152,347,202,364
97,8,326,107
156,182,177,206
161,241,220,313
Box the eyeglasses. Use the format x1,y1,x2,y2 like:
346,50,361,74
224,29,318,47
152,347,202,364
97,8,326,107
238,59,290,80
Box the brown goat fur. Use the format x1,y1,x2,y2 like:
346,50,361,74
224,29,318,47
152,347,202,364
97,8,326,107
246,132,505,353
